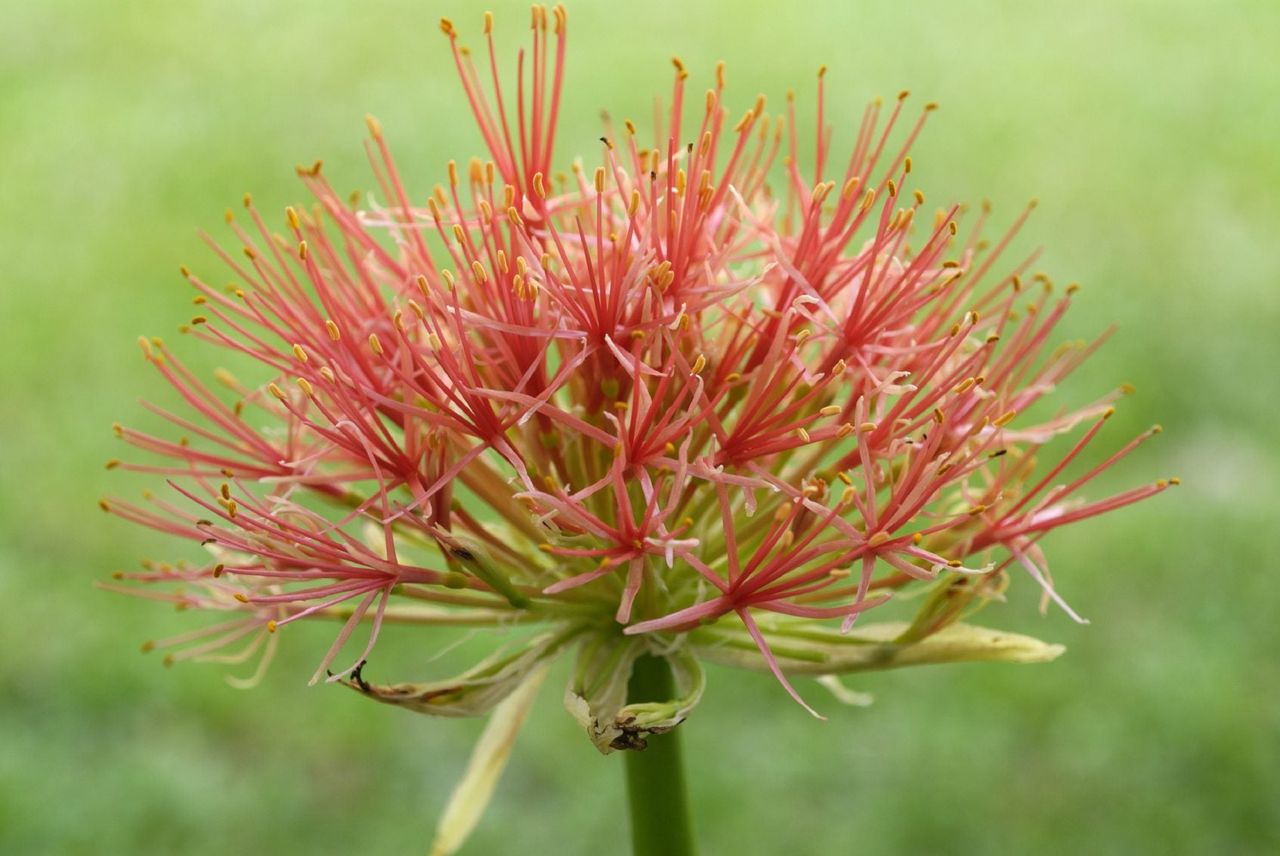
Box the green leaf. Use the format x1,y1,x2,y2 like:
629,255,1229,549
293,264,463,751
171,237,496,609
430,663,548,856
565,635,705,754
893,572,1008,644
690,620,1065,675
341,625,581,717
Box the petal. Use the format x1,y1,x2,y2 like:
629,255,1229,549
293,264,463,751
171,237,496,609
430,663,549,856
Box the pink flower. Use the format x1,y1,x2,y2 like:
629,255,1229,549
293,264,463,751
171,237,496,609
105,6,1173,741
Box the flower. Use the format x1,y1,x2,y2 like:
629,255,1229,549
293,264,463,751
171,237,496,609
105,4,1173,760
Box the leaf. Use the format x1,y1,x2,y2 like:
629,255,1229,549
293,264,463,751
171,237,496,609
815,675,874,707
893,572,1008,644
564,635,705,754
429,663,548,856
341,625,580,717
690,620,1065,676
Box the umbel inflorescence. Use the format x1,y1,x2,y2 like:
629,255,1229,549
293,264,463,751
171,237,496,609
105,6,1172,749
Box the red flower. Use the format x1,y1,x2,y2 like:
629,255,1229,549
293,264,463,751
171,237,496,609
105,6,1172,726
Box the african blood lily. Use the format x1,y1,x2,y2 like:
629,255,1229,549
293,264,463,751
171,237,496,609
103,6,1173,854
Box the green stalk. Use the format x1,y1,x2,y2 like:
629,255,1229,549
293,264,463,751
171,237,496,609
623,654,697,856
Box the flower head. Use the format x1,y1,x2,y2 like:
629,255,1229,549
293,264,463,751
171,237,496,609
105,6,1172,754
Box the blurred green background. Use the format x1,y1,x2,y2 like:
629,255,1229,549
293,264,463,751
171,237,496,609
2,0,1277,853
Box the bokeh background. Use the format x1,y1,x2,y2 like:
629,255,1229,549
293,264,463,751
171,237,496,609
2,0,1277,853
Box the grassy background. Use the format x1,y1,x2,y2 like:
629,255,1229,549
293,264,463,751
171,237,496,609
2,0,1278,853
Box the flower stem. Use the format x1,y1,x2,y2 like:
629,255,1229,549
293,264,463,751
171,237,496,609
624,654,697,856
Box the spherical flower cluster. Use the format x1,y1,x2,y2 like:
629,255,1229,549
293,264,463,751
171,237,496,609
105,6,1171,749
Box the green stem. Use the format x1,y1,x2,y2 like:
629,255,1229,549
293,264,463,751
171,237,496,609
623,654,697,856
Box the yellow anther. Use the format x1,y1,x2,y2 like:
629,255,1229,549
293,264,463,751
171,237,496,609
867,531,890,547
368,333,383,355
